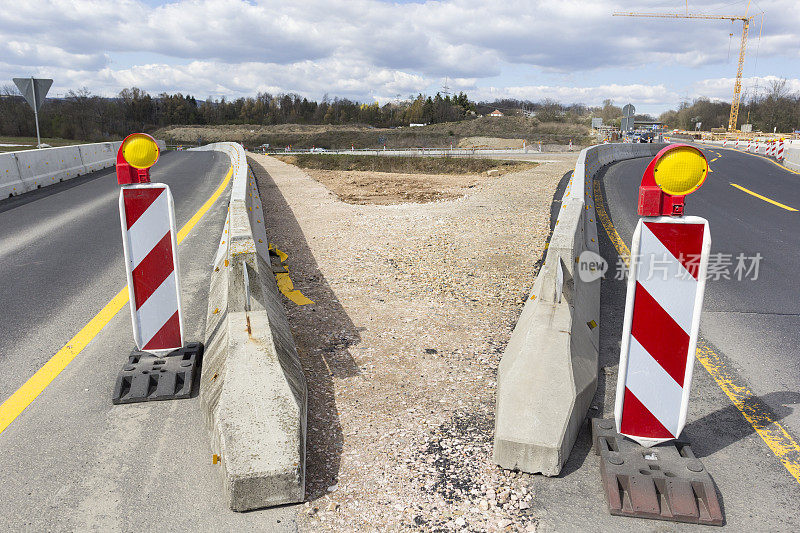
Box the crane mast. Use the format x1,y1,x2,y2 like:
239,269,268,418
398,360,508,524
729,18,749,131
613,9,753,132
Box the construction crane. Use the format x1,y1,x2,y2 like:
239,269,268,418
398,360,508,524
614,3,753,132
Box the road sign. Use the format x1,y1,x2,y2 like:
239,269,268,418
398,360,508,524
622,103,635,117
12,77,51,112
615,144,711,447
12,77,52,148
621,117,634,132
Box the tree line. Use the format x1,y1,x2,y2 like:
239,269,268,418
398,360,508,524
0,86,477,142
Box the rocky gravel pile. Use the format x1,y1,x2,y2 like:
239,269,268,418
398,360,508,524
249,152,577,531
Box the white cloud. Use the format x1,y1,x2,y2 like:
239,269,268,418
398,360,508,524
471,83,679,107
0,0,798,110
693,75,800,100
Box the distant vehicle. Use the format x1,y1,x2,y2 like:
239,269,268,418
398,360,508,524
310,147,327,153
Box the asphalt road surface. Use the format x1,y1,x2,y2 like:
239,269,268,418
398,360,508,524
0,152,297,531
528,146,800,531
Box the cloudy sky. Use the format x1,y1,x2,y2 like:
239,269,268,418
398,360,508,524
1,0,798,114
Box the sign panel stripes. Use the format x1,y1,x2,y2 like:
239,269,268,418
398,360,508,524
616,218,709,446
119,185,183,351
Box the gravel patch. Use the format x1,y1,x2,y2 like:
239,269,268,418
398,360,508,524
249,152,577,532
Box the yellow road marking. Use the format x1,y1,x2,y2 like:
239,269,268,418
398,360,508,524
593,178,800,485
720,145,800,176
730,183,798,211
0,165,233,436
696,342,800,483
177,166,233,242
710,157,719,163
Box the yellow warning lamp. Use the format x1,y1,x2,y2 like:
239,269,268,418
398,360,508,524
121,133,159,169
639,144,708,216
116,133,160,184
653,145,708,196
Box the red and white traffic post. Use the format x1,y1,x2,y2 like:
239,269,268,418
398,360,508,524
116,133,184,352
112,133,199,404
614,144,712,447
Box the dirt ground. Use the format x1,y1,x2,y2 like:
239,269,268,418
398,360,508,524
300,170,492,205
457,137,526,149
250,151,578,532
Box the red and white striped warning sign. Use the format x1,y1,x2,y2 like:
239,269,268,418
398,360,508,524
615,216,711,447
777,139,785,161
118,184,184,352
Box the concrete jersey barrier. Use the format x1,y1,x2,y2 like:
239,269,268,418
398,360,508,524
784,145,800,172
79,142,118,173
0,153,25,198
493,142,665,476
190,142,307,511
0,140,160,199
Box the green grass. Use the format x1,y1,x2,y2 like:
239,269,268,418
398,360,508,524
0,136,84,152
275,154,538,174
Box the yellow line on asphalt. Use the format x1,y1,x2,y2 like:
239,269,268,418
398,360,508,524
730,183,798,211
0,165,233,436
593,178,800,485
593,181,629,267
719,146,800,176
696,342,800,483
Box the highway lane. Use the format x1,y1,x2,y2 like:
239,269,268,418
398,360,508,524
0,152,296,530
0,152,224,398
527,147,800,532
601,145,800,452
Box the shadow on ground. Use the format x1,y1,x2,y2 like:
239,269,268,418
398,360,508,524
249,156,360,502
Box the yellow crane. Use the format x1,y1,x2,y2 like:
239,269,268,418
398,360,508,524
613,3,753,132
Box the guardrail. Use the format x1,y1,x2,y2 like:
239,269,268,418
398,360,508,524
493,142,665,476
189,142,307,511
0,140,167,199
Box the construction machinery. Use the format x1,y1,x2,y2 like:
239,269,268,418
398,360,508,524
614,3,754,132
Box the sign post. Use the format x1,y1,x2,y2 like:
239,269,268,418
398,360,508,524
112,133,201,404
615,144,711,446
12,77,52,148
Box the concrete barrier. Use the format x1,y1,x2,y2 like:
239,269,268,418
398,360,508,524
16,147,84,191
190,142,307,511
1,140,165,198
784,145,800,172
493,142,665,476
79,142,116,173
0,153,25,198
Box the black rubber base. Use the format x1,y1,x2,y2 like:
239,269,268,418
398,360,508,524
592,418,723,526
112,342,203,404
